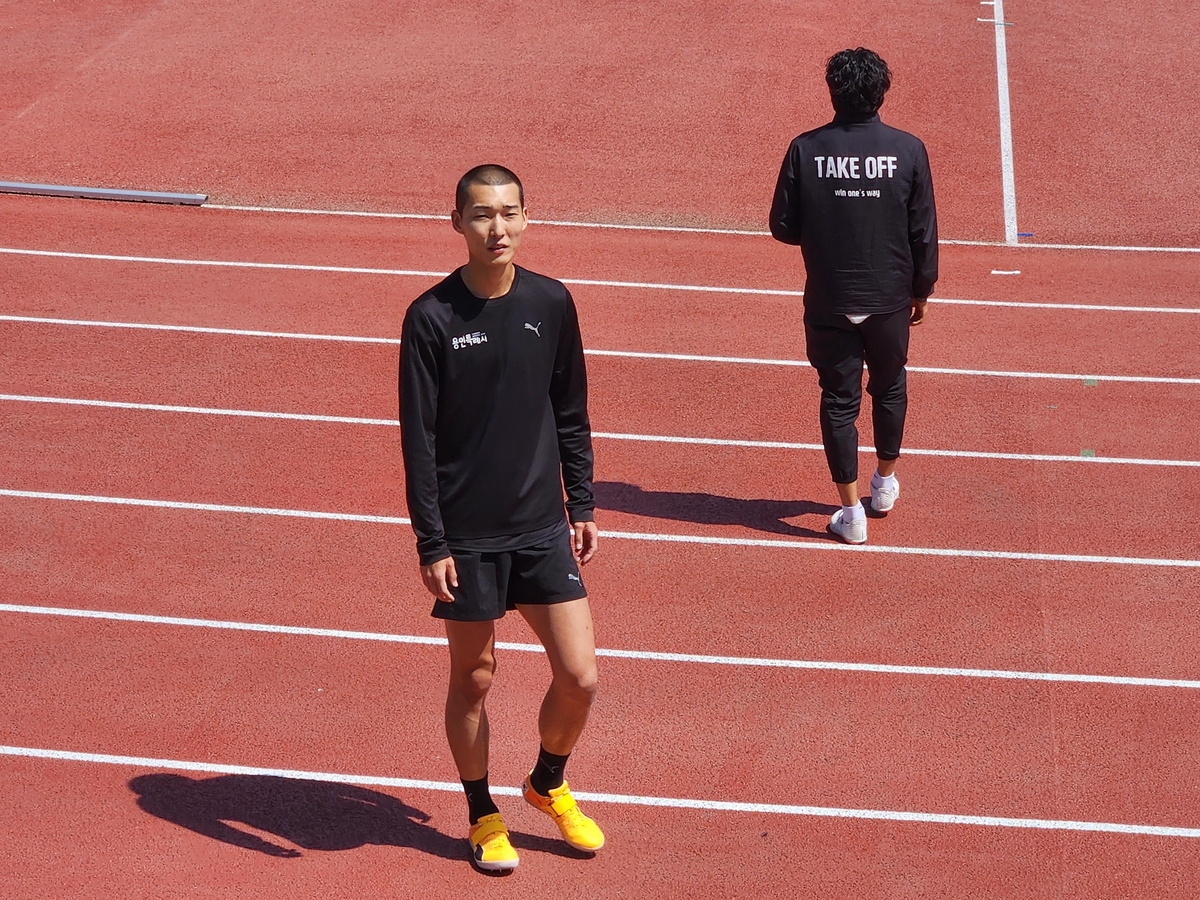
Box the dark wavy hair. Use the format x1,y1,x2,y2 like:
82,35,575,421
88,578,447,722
825,48,892,117
456,164,524,213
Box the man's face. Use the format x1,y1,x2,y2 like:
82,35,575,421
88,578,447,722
452,182,528,268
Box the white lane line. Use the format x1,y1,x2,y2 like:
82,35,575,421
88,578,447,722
6,602,1198,690
7,394,1199,469
930,297,1199,314
945,239,1200,254
0,246,802,298
203,204,772,236
595,431,1200,469
2,488,1197,568
3,247,1199,312
0,394,398,427
4,315,1200,383
0,489,409,525
986,0,1020,244
0,314,403,344
2,744,1197,837
199,203,1200,254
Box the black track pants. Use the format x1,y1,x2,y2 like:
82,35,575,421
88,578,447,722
804,307,910,484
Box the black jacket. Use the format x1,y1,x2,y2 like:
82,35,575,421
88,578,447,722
769,113,938,315
399,267,594,565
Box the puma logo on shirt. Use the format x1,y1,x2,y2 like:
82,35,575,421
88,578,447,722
525,322,541,337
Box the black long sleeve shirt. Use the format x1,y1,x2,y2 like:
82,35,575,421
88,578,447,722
769,112,938,315
399,266,594,565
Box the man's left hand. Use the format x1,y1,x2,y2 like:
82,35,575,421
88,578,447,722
572,521,599,565
910,298,929,326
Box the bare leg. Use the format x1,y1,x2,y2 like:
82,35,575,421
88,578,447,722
443,619,498,782
877,458,897,478
517,598,599,756
836,481,859,506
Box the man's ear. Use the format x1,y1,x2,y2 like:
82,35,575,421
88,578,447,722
451,209,464,234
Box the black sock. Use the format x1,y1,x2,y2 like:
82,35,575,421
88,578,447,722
528,746,570,796
462,775,499,825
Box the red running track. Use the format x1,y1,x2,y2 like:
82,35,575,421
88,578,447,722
3,21,1200,886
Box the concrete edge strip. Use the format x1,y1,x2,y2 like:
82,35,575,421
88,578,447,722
0,181,206,205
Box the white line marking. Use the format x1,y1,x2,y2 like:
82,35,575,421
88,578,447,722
5,602,1198,690
602,529,1200,568
5,315,1200,381
2,488,1197,568
0,246,802,298
203,204,770,236
0,489,409,525
2,249,1199,312
0,314,403,344
991,269,1021,275
3,744,1197,837
929,297,1199,314
7,394,1199,468
940,239,1200,254
197,203,1200,253
0,394,398,427
990,0,1019,244
594,431,1200,469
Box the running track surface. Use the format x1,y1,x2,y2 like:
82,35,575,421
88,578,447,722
3,3,1200,898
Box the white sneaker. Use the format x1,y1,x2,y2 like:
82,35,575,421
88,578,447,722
871,475,900,513
828,509,867,544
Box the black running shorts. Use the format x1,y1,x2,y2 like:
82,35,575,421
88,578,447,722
431,532,587,622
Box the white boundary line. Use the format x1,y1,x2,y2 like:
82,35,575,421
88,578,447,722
197,203,1200,254
4,314,1200,382
6,394,1199,469
0,246,801,298
984,0,1019,244
2,247,1199,312
5,602,1198,690
2,744,1197,837
1,487,1197,568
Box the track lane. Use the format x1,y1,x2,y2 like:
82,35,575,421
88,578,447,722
3,194,1199,305
2,328,1196,462
4,615,1200,831
5,252,1200,382
2,403,1198,559
1,465,1198,682
9,755,1191,900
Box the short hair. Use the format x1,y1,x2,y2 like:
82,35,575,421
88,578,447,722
455,164,524,213
825,48,892,117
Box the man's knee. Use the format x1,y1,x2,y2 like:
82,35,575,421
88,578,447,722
556,665,599,705
449,658,496,704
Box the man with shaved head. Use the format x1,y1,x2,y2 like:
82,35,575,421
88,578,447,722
400,165,604,871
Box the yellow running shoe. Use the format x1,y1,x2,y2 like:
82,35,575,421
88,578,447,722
468,813,519,871
522,775,605,852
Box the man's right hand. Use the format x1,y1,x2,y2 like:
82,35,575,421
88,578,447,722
420,556,459,603
910,298,929,326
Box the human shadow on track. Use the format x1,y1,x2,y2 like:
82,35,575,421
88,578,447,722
129,773,463,861
595,481,838,539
